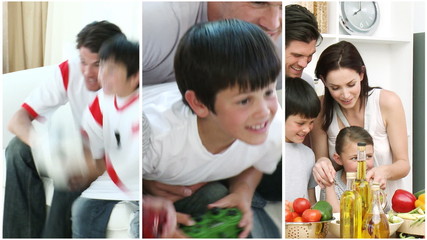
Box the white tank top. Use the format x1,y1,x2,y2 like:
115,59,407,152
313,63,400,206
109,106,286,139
327,88,403,207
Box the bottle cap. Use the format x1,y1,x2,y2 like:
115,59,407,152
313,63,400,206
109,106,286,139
357,142,366,147
347,172,356,179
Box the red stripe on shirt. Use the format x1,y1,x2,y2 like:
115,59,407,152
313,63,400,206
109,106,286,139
22,103,39,119
105,155,128,192
89,96,103,126
59,60,69,91
114,93,139,111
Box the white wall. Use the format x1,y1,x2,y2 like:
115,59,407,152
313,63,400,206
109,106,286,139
44,1,141,66
413,1,425,33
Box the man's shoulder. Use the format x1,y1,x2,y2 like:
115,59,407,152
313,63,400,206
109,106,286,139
143,2,203,17
143,2,204,31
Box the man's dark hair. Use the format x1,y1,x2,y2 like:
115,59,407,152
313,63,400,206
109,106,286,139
99,35,139,78
76,20,123,53
285,77,320,120
285,4,322,47
174,19,281,113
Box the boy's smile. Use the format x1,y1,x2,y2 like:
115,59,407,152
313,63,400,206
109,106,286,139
285,114,315,143
198,83,278,153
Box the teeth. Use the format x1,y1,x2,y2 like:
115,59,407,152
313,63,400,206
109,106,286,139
291,66,302,71
250,122,266,130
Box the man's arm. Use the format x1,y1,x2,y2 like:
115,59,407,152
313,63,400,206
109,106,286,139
68,146,106,191
8,108,35,146
143,180,206,202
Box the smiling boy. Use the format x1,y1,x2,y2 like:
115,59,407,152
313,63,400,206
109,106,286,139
143,19,282,237
285,77,320,204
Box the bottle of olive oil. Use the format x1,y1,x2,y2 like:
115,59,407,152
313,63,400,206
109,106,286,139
362,183,390,238
354,142,372,220
340,172,362,238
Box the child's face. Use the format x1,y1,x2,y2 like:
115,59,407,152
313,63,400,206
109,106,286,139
210,82,278,145
285,114,315,143
98,59,138,97
334,141,374,172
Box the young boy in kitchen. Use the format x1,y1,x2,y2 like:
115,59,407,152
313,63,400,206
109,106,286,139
143,19,283,238
284,77,321,205
321,126,375,213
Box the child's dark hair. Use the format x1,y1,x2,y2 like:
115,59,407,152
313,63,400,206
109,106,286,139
285,77,320,120
76,20,123,53
335,126,374,155
285,4,322,48
99,35,139,79
174,19,281,113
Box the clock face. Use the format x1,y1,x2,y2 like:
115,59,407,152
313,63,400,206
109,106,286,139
340,1,380,35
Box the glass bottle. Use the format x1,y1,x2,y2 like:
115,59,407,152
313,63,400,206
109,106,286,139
354,142,372,220
362,183,390,238
340,172,363,238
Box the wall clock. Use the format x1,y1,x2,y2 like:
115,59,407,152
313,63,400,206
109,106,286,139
339,1,380,36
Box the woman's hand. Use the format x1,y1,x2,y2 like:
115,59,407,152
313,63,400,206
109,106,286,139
313,157,336,188
366,166,389,190
207,193,253,238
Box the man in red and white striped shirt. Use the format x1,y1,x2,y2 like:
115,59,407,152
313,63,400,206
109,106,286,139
3,21,123,238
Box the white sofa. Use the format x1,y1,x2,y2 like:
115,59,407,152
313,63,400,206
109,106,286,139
2,66,137,238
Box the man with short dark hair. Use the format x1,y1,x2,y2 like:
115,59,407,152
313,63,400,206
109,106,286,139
3,21,123,238
285,4,322,85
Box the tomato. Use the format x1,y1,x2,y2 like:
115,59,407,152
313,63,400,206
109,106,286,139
285,211,299,222
301,209,322,222
293,217,303,222
293,198,311,214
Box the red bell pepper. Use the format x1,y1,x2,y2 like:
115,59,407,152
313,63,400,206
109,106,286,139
392,189,417,213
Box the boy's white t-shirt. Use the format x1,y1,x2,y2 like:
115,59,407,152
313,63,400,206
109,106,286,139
143,82,283,186
22,57,97,126
81,90,139,200
285,142,317,201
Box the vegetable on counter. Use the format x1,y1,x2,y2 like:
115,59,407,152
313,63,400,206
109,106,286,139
414,193,425,211
285,198,333,222
399,232,422,239
312,201,333,221
414,189,425,199
392,189,417,213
